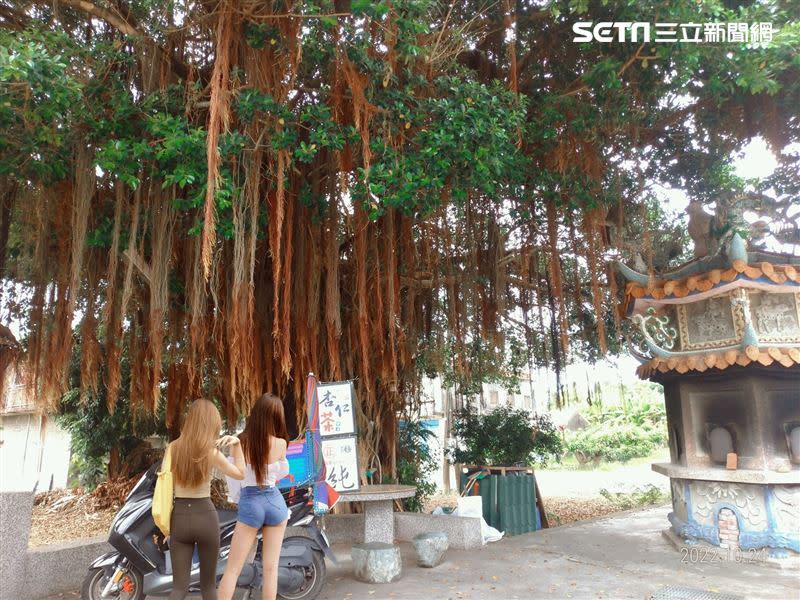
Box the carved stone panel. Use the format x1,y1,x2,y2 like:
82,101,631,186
689,480,767,529
671,478,688,522
771,485,800,534
748,291,800,343
678,293,743,350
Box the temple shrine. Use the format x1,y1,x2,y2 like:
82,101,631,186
619,232,800,564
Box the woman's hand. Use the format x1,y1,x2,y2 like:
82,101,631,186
216,435,241,448
215,434,246,480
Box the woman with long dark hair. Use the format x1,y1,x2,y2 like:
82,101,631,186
169,398,245,600
218,393,290,600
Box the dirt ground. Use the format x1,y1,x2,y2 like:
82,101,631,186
30,490,629,547
29,489,120,546
423,489,623,528
29,458,669,547
534,450,670,497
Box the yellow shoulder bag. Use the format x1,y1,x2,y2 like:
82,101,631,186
152,442,174,536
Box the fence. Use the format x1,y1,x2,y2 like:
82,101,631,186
458,466,545,536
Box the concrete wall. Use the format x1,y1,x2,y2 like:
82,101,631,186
419,376,539,418
0,491,33,600
25,536,111,599
322,513,366,545
0,491,110,600
395,513,483,549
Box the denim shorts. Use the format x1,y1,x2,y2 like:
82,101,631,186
237,486,289,528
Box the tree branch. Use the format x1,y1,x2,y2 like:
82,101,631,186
122,248,152,284
59,0,140,36
0,3,31,29
56,0,191,79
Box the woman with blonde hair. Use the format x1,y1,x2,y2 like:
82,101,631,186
218,393,290,600
169,398,245,600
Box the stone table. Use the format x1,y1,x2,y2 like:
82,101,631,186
338,484,416,544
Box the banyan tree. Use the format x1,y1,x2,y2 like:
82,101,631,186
0,1,798,475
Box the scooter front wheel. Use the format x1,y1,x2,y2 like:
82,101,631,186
277,550,326,600
81,566,145,600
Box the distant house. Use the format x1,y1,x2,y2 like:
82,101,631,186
0,369,71,492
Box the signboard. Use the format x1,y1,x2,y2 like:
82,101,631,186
321,436,360,492
317,381,356,438
316,378,360,492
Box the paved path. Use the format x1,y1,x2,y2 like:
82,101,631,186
40,505,798,600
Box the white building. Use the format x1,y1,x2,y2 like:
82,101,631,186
0,371,71,492
419,373,544,418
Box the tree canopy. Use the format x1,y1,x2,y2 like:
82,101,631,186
0,0,798,472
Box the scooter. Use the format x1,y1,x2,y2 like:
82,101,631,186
81,462,335,600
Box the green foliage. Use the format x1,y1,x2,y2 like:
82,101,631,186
448,406,563,467
1,0,798,462
0,30,81,180
586,387,666,429
599,484,669,511
567,422,665,465
55,338,167,490
355,77,529,219
395,418,438,512
566,385,667,466
58,387,167,489
65,447,106,490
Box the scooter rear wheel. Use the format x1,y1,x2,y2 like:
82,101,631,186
277,550,326,600
81,566,145,600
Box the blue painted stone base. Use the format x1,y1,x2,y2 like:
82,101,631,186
661,528,800,570
669,510,800,555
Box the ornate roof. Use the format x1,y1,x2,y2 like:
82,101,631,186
623,260,800,312
617,233,800,379
636,345,800,378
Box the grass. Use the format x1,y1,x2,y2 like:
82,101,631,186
541,447,670,472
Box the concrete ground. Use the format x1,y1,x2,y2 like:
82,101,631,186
40,505,799,600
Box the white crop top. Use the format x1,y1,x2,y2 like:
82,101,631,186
242,458,290,487
225,457,290,503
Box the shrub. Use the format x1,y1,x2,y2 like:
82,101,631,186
58,387,167,489
56,338,167,489
586,395,666,430
448,405,563,467
394,418,438,512
566,423,660,465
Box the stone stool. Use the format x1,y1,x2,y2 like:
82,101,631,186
412,531,449,568
351,542,402,583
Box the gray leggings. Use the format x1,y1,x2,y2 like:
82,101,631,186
169,497,220,600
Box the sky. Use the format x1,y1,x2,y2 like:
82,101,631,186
654,136,779,217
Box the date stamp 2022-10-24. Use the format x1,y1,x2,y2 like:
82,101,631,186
680,545,769,564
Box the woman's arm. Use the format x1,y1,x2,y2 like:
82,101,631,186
213,437,245,480
271,439,290,483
